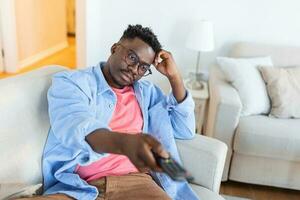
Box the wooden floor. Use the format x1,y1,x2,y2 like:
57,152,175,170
220,180,300,200
0,36,76,79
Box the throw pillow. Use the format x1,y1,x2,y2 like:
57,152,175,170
217,56,273,116
259,66,300,118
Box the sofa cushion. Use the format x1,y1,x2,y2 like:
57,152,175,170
216,56,273,116
234,115,300,161
259,66,300,118
0,66,66,185
0,183,42,199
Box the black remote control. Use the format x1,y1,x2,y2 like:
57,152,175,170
152,151,194,182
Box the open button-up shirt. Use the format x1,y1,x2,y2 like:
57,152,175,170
42,62,199,200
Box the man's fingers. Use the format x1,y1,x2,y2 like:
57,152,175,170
134,159,158,173
138,167,151,173
154,56,161,66
144,135,169,159
152,144,169,159
139,147,163,172
133,159,148,170
155,50,170,65
158,50,171,60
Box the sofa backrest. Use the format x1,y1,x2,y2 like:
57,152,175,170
230,42,300,66
0,66,67,185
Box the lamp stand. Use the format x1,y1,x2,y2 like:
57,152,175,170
186,51,204,90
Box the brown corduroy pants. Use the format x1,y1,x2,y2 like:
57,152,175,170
15,172,171,200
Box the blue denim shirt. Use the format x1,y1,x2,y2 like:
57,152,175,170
42,62,200,200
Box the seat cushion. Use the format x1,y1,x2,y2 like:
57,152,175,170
1,183,223,200
234,115,300,161
0,183,42,199
190,184,225,200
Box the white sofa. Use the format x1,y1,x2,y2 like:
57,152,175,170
0,66,227,200
206,42,300,190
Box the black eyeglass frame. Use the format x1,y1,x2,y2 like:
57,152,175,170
117,43,152,77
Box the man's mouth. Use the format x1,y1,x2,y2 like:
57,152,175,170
121,71,133,83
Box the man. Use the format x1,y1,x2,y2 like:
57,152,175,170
36,25,199,200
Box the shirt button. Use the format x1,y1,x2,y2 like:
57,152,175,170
97,92,100,96
109,104,112,108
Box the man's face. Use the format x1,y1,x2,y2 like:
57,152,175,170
106,38,156,88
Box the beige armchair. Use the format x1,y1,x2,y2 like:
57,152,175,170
206,42,300,190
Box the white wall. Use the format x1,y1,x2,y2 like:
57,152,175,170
81,0,300,92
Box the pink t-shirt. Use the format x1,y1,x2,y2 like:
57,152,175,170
75,86,143,182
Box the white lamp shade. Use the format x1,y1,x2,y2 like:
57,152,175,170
186,20,214,52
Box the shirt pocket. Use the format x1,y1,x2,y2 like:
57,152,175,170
95,97,114,124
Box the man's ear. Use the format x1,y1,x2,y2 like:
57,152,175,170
111,43,118,54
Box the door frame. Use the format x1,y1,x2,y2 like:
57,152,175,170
75,0,86,68
0,0,19,73
0,29,4,72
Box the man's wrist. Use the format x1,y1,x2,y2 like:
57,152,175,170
168,73,187,103
86,129,125,155
167,73,181,83
169,74,184,91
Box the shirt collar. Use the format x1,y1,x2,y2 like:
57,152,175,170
95,62,112,95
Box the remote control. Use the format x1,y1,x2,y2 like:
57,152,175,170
152,151,194,182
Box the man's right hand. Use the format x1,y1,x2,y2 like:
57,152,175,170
119,134,169,173
86,129,169,173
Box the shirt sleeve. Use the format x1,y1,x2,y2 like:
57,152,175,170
148,83,196,139
47,71,109,164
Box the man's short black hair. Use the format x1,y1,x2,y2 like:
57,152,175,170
120,24,162,53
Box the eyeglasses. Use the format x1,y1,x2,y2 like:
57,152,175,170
118,43,152,77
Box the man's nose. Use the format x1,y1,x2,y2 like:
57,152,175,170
128,63,139,75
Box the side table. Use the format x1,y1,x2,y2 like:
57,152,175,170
185,81,209,134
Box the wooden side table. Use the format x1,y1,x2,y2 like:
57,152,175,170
185,81,209,134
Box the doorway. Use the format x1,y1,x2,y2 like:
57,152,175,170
0,0,77,78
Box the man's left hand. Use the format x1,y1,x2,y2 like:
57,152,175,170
153,49,186,103
153,50,180,80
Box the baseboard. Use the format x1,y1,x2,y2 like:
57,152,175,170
19,41,68,69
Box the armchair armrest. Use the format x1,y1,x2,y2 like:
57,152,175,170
176,134,227,193
205,65,242,180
